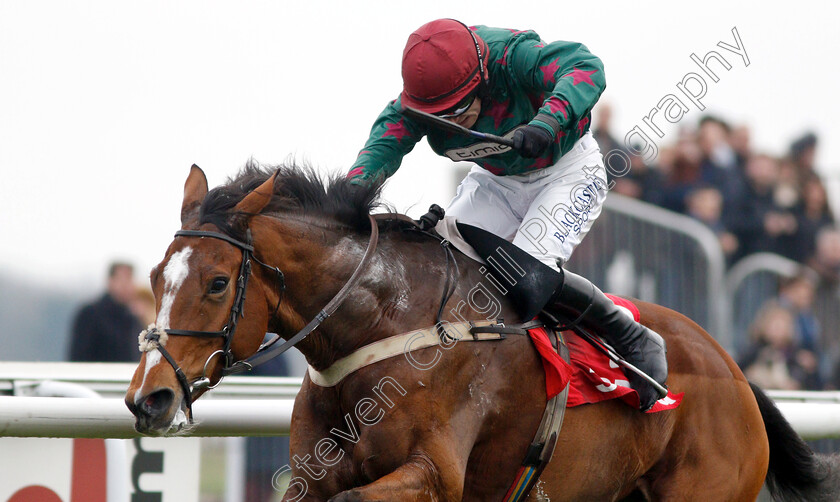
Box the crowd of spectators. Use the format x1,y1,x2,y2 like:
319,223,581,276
596,106,834,268
593,104,839,391
738,270,825,391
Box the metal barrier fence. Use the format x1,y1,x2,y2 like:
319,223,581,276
724,252,840,388
567,194,731,351
725,253,802,355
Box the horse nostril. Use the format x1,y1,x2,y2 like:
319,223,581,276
138,388,175,418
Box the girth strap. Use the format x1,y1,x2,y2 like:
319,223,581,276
502,328,570,502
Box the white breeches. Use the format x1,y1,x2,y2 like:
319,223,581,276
446,132,608,271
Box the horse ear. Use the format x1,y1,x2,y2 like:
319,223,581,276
181,164,208,225
233,171,278,215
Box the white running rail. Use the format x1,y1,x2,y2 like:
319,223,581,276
1,363,839,440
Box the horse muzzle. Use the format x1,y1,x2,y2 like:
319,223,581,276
126,388,190,436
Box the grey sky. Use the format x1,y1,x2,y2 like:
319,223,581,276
1,1,838,287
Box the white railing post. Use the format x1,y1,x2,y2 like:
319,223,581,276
225,437,247,502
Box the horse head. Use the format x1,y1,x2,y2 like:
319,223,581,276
125,165,281,435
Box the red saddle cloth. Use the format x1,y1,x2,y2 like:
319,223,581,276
528,294,683,413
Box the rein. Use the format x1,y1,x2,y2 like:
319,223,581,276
407,223,460,332
141,214,379,422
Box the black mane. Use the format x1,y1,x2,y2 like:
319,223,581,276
199,161,383,238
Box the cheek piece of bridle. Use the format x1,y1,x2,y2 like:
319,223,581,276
141,215,379,424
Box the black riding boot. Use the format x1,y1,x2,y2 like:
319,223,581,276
546,270,668,411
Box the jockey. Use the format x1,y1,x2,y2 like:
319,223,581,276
347,19,667,410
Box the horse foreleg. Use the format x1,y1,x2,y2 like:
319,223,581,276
327,451,465,502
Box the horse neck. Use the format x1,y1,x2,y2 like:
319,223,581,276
258,215,518,370
254,216,402,369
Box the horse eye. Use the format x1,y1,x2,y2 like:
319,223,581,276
208,277,229,294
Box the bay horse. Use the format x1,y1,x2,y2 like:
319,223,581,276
126,163,839,501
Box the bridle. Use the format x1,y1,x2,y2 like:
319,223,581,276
141,214,379,422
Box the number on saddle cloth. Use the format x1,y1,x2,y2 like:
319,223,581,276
456,223,563,320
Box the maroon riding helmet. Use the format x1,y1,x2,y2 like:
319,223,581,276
400,19,489,114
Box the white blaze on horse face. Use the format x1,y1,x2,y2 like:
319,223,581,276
157,247,194,329
134,349,163,405
136,247,194,403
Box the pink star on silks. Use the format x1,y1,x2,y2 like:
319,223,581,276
534,42,545,48
576,116,590,136
554,130,567,144
382,119,410,143
481,162,504,175
562,67,598,86
546,97,569,119
496,46,510,66
485,100,514,128
532,156,553,169
357,150,371,157
539,58,562,86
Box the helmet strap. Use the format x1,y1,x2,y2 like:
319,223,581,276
451,19,489,88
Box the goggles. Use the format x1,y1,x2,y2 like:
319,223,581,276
434,93,476,118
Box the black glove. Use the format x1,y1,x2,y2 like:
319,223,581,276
512,125,554,158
